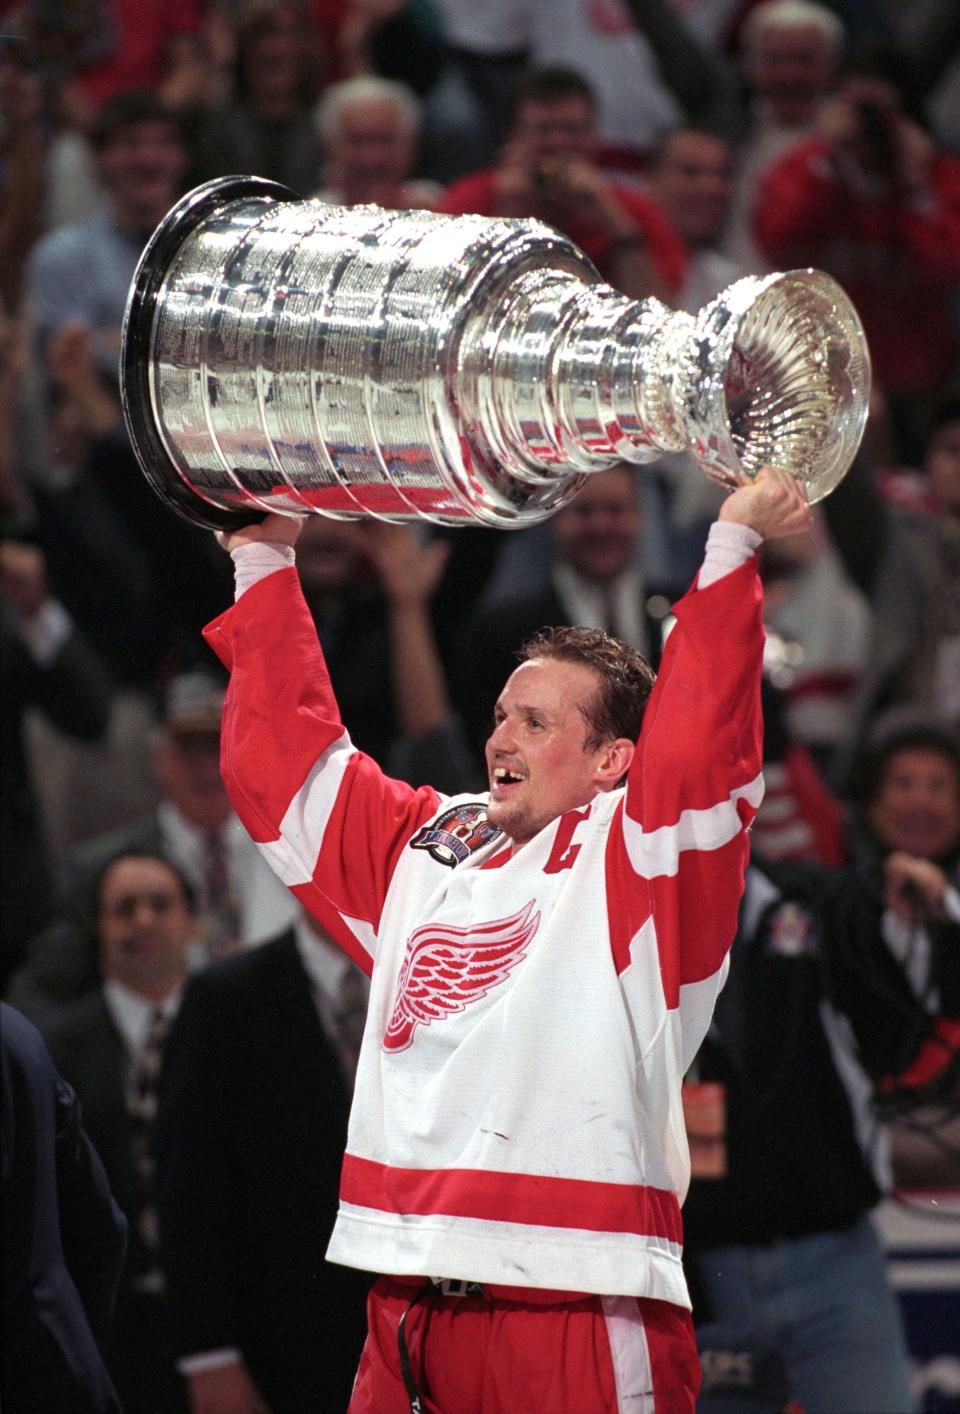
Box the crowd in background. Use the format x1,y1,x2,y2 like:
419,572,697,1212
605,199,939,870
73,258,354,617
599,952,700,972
1,0,959,1410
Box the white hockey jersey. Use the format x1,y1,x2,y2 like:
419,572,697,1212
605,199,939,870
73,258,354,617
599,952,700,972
205,554,764,1307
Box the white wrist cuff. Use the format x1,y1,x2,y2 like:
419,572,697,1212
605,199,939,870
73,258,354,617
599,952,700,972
177,1347,244,1376
699,521,762,589
232,542,296,599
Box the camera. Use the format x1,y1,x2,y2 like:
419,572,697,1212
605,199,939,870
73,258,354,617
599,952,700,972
532,158,566,193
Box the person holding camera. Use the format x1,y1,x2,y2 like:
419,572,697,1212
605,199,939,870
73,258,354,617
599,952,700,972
436,65,686,302
752,55,960,458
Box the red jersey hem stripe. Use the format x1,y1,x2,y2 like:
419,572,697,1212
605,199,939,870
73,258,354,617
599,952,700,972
340,1155,683,1243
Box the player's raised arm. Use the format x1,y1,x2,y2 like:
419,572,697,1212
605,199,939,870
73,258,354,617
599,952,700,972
204,515,443,973
617,468,810,1003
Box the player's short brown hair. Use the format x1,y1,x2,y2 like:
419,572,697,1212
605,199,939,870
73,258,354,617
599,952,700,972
519,626,656,750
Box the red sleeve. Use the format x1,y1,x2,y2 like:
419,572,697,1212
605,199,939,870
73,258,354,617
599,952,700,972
204,570,440,972
608,559,764,1000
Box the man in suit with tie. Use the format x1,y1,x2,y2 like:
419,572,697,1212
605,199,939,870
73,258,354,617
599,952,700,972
458,463,673,763
43,849,198,1413
156,909,372,1414
8,672,298,1030
1,1002,127,1414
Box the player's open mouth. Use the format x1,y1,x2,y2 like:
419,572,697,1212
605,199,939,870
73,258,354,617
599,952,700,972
492,766,525,791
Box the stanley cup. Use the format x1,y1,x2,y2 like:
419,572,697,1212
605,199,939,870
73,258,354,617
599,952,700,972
120,175,870,531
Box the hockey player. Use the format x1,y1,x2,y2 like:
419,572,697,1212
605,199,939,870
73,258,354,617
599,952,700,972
204,465,811,1413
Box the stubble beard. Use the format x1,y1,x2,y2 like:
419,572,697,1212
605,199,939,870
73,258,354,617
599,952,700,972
487,793,542,848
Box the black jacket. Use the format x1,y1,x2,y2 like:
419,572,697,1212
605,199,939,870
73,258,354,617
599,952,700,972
1,1003,125,1414
155,930,371,1414
683,857,957,1253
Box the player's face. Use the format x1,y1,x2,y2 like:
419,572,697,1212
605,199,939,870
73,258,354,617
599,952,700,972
485,657,611,847
867,747,960,860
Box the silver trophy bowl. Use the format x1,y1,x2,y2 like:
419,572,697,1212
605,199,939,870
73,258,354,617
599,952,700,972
120,176,870,530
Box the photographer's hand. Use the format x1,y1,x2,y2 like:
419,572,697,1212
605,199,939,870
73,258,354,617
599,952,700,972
892,117,935,197
492,138,541,219
884,852,948,922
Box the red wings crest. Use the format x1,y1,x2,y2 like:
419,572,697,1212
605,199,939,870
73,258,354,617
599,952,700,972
383,901,541,1052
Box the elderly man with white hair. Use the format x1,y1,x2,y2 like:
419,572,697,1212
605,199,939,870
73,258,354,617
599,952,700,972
723,0,845,272
313,75,441,212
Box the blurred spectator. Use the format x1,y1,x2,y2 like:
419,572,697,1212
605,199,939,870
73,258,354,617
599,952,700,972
277,516,480,791
6,672,299,1026
0,302,30,531
526,0,736,171
30,320,231,698
822,396,960,776
646,126,745,311
846,716,960,1190
334,0,444,99
69,673,301,961
188,0,325,195
684,852,953,1413
437,65,686,300
456,463,672,764
14,314,233,858
749,676,847,867
360,521,480,791
753,56,960,451
291,517,402,762
66,0,205,118
632,126,743,591
157,908,371,1414
759,510,873,781
0,38,45,315
1,539,110,991
1,1001,126,1414
26,88,187,385
907,0,960,156
425,0,533,178
313,74,440,209
723,0,844,273
43,850,199,1414
847,718,960,881
18,0,216,228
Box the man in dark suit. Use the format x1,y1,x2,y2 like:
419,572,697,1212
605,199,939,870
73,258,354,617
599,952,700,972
44,849,198,1414
156,911,372,1414
457,463,671,763
1,1002,126,1414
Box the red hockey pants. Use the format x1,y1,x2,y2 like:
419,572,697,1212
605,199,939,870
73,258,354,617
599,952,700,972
348,1276,700,1413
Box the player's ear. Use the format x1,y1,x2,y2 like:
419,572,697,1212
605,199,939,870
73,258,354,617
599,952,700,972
596,737,634,787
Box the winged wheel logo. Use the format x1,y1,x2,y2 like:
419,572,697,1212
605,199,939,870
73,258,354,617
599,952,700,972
383,901,540,1052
